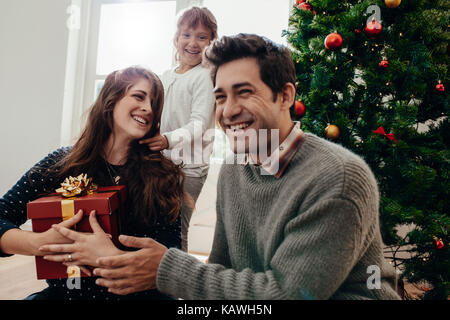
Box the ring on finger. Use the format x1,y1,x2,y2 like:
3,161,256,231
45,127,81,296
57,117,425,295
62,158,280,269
67,254,73,262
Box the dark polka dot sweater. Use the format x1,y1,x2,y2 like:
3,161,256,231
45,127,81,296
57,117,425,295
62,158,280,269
0,147,181,300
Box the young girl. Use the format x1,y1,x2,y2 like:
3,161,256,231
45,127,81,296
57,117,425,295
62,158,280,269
0,66,185,300
140,7,218,252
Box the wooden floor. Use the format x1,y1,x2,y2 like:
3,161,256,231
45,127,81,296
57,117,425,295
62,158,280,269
0,254,48,299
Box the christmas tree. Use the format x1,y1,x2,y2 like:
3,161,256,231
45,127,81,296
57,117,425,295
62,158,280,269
284,0,449,299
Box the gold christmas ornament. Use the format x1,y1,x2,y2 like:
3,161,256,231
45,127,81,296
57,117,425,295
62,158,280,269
385,0,401,8
325,124,340,140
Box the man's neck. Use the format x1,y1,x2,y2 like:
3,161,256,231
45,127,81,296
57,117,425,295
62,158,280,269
279,121,295,148
251,121,295,165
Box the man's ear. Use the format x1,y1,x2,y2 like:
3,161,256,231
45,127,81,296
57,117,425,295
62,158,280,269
279,82,296,111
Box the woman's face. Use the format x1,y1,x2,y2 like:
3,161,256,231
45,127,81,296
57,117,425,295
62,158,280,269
112,78,154,143
176,22,212,72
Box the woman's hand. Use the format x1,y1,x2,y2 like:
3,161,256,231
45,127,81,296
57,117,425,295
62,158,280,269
35,209,84,256
39,210,123,270
139,134,169,151
0,210,83,257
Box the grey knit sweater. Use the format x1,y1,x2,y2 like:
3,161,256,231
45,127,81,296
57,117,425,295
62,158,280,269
157,133,401,300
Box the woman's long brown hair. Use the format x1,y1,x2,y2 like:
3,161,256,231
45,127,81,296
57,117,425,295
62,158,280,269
51,66,186,225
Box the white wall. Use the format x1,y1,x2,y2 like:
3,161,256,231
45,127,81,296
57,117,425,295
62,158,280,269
0,0,71,194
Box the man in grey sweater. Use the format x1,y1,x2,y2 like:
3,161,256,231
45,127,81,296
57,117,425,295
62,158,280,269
92,34,401,300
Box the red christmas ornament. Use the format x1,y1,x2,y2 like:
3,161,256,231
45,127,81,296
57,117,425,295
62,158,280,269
295,100,306,117
435,81,445,92
297,2,316,14
354,29,361,34
379,58,389,68
433,237,444,249
365,18,383,38
296,0,306,5
324,33,343,50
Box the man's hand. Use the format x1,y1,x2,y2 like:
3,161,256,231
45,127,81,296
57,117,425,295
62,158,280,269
139,134,169,151
93,235,168,295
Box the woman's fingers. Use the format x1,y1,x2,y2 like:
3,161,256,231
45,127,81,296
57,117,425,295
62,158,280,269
46,255,92,277
43,252,75,262
52,224,84,242
88,210,105,234
79,265,92,277
39,243,76,254
60,209,83,228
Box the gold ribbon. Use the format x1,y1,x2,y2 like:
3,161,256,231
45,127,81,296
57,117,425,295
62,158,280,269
67,265,81,278
55,173,98,198
61,199,75,221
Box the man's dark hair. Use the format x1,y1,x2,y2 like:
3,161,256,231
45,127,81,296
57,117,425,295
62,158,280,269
204,33,296,103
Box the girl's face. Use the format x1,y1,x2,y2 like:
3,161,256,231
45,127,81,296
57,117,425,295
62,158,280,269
112,78,154,143
176,22,212,72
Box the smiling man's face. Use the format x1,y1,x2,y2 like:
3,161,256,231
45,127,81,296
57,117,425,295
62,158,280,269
214,57,290,155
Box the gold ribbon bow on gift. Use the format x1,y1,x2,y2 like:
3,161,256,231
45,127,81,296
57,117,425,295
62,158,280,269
55,174,98,221
55,173,98,198
54,174,99,278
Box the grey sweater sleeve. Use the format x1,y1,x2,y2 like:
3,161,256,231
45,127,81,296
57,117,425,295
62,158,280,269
206,186,231,267
156,197,365,300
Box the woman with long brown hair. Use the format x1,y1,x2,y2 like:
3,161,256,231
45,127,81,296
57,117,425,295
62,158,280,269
0,66,185,299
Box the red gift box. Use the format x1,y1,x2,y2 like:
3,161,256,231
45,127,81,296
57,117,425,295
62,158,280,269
27,186,126,280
